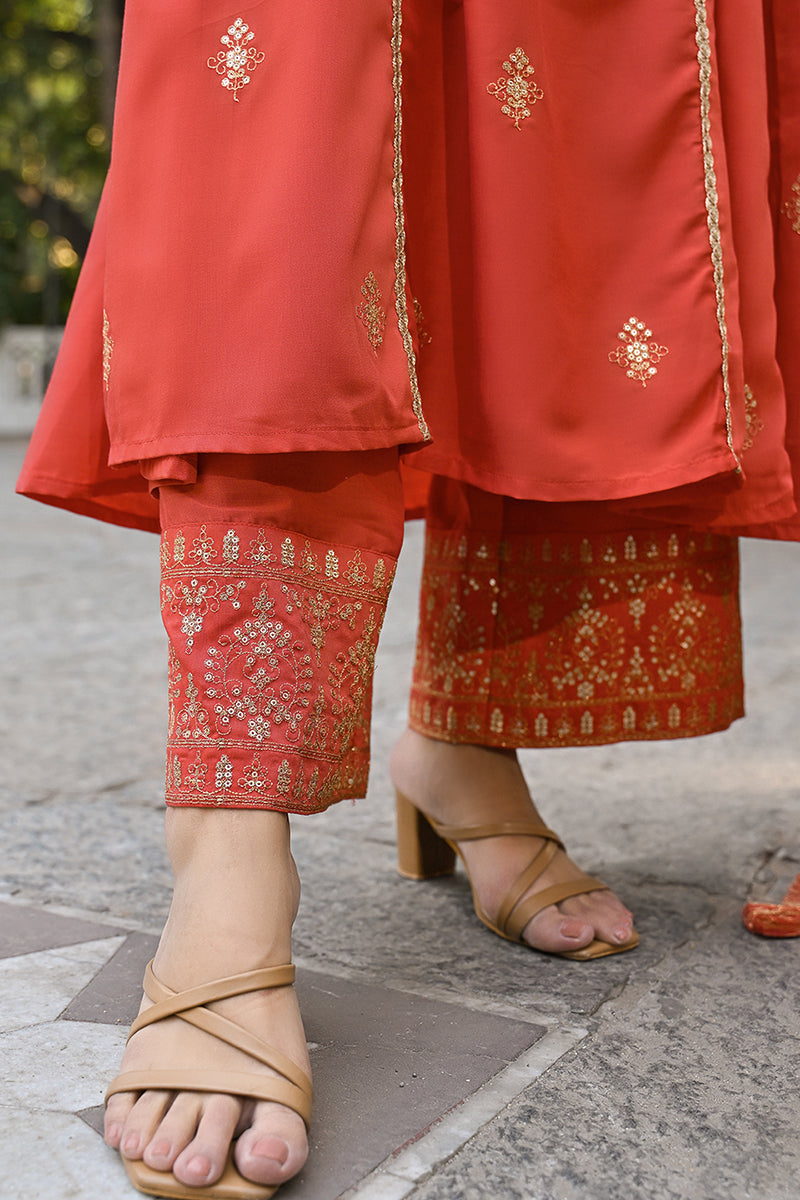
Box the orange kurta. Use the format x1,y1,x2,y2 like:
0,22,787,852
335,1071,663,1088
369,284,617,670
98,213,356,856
17,0,800,542
401,0,800,536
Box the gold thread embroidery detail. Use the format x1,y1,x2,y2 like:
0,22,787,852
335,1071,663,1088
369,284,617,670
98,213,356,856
413,297,432,346
162,524,394,811
410,527,742,748
357,272,387,353
487,48,543,130
391,0,430,439
608,318,668,388
102,309,113,391
782,175,800,234
695,1,738,467
742,384,764,452
207,18,265,101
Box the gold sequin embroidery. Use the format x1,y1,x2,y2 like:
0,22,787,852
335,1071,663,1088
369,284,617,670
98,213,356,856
487,48,543,131
162,523,396,812
207,18,265,101
357,272,387,353
409,526,742,749
413,297,432,346
608,317,668,387
742,384,764,452
782,175,800,234
102,310,113,391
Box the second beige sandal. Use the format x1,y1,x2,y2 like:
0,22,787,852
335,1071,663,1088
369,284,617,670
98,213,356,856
395,790,639,960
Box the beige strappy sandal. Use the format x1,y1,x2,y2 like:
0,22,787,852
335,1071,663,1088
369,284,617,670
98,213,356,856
106,961,312,1200
396,791,639,960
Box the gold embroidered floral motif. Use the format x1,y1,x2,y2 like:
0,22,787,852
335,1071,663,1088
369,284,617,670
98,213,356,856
609,317,669,387
487,48,543,130
783,175,800,234
162,572,246,653
162,523,395,812
102,310,113,391
207,17,265,101
409,526,742,749
742,384,764,451
357,272,387,353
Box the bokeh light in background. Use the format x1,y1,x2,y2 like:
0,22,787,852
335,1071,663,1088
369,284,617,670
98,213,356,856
0,1,122,327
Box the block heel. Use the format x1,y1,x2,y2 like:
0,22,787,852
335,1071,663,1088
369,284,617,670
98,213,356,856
395,790,456,880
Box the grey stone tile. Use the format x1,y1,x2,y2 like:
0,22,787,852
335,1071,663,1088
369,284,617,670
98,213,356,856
286,974,545,1200
1,1019,128,1111
407,908,800,1200
0,938,124,1033
62,931,159,1025
0,1107,131,1200
0,792,172,928
0,900,123,959
68,928,545,1200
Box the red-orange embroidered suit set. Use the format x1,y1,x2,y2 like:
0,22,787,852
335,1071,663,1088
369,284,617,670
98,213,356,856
17,1,800,811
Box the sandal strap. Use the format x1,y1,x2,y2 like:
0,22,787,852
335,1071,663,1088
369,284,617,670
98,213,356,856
430,817,565,847
114,961,312,1126
496,838,559,933
504,876,609,943
105,1069,312,1127
171,1001,312,1095
131,962,295,1033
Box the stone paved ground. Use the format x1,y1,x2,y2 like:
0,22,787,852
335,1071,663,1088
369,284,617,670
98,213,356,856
1,438,799,1200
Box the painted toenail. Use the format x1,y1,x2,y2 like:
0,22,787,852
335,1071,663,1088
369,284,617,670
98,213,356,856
252,1137,290,1165
560,920,587,939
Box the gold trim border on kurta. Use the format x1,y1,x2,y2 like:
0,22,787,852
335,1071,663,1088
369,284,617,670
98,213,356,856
391,0,430,440
694,0,739,468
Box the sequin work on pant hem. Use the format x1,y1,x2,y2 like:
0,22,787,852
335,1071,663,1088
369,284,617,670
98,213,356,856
161,522,395,811
410,526,743,748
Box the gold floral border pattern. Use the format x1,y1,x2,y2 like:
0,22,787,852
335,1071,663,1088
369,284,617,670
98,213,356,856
409,525,743,748
391,0,430,440
694,0,739,470
161,523,395,811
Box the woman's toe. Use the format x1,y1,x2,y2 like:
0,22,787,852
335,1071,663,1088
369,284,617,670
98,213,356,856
521,906,596,954
235,1103,309,1185
141,1092,203,1170
104,1094,135,1149
172,1095,241,1188
560,891,635,947
118,1091,173,1160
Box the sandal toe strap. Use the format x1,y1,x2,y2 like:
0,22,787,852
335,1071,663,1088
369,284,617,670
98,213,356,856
503,876,609,942
105,1068,312,1127
113,961,312,1127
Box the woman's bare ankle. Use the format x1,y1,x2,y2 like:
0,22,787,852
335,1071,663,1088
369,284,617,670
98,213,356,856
156,807,301,984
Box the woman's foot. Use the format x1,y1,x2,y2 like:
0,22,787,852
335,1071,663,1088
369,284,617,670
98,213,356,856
390,729,635,956
104,808,310,1191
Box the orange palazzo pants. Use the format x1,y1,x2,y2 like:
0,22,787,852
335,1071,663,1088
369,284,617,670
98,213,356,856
155,454,742,814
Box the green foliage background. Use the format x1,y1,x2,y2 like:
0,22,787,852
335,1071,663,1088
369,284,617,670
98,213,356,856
0,0,121,328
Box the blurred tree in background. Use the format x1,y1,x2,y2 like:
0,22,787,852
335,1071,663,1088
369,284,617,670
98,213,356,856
0,0,122,328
